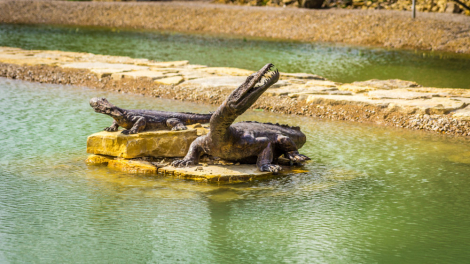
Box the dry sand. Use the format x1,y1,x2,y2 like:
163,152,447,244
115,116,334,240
1,0,470,53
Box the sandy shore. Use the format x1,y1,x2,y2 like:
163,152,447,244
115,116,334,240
1,47,470,137
1,0,470,54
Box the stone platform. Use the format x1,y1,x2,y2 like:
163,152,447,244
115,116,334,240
86,154,304,183
85,125,304,183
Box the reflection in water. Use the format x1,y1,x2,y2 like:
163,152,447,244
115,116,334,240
1,78,470,263
1,24,470,88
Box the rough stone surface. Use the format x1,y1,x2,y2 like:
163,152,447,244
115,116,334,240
352,79,420,89
147,61,189,68
85,154,113,165
386,97,466,114
112,70,167,80
451,106,470,120
201,67,254,76
280,72,325,80
86,129,199,159
62,62,148,71
153,76,184,85
108,159,158,174
182,76,247,88
367,89,435,100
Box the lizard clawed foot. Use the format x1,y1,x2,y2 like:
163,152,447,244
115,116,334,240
171,159,197,167
104,127,118,132
285,152,311,163
259,164,282,174
121,130,137,135
171,125,188,131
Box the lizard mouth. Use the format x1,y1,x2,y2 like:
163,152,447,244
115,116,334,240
230,63,279,110
90,97,123,116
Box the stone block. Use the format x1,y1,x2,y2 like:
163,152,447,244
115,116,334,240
451,106,470,120
201,67,254,76
181,76,247,88
112,70,166,80
90,68,130,78
280,72,325,80
386,98,466,114
304,80,339,87
154,76,184,85
147,61,189,68
86,129,198,159
367,89,435,100
85,154,113,165
61,62,149,71
338,84,377,93
108,159,158,174
352,79,420,89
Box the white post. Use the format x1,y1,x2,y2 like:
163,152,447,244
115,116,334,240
412,0,416,18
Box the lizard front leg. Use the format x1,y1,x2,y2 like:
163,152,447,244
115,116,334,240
172,137,204,167
104,120,119,132
166,118,187,131
122,116,146,135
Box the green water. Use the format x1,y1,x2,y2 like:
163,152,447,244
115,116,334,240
1,24,470,89
1,78,470,263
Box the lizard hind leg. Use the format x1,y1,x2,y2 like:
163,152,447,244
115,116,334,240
257,142,282,174
276,135,311,163
166,118,187,131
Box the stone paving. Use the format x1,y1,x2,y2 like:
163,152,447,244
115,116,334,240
1,46,470,136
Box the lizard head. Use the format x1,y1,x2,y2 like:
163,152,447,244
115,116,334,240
89,97,123,117
226,63,279,115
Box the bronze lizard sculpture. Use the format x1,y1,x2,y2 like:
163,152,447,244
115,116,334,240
90,97,212,134
172,63,310,173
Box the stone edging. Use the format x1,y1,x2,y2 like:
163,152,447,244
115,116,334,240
1,46,470,137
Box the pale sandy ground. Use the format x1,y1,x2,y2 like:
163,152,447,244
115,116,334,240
1,0,470,53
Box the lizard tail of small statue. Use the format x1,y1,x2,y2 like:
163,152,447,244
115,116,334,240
183,113,213,125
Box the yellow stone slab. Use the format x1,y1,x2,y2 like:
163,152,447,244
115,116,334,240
108,159,158,174
86,154,307,184
86,129,198,159
158,164,276,183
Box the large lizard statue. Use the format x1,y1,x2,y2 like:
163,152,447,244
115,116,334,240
172,63,310,173
90,97,212,134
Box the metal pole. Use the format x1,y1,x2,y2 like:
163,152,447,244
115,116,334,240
412,0,416,18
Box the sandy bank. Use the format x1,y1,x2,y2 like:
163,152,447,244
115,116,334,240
1,0,470,54
1,46,470,137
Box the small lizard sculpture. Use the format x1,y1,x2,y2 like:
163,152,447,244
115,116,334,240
90,97,212,134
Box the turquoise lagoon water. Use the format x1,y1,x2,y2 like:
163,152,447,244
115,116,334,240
1,78,470,263
1,24,470,89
